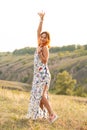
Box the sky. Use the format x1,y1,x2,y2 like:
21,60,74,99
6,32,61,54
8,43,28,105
0,0,87,52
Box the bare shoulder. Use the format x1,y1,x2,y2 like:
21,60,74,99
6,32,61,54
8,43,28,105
42,46,49,52
42,46,49,58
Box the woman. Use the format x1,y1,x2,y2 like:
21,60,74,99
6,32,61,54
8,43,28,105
26,11,58,123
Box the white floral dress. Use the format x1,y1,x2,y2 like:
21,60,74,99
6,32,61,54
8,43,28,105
26,49,51,120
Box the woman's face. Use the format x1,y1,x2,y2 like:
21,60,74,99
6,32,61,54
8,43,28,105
40,33,48,45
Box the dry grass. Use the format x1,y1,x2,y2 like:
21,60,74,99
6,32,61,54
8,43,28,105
0,80,30,91
0,87,87,130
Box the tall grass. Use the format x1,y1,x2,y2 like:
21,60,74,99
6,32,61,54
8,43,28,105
0,87,87,130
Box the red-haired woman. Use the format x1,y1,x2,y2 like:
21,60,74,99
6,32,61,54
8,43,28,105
26,11,58,123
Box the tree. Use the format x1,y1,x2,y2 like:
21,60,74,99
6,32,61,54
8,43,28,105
54,71,76,95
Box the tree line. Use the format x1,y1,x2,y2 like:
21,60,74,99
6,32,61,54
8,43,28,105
12,44,87,55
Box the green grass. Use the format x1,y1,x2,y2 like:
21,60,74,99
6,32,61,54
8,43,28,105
0,85,87,130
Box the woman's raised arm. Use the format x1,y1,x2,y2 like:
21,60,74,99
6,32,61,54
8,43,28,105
37,11,45,44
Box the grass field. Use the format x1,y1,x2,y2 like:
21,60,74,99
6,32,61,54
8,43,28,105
0,83,87,130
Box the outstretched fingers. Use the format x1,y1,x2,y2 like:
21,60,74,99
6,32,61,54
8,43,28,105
38,11,45,19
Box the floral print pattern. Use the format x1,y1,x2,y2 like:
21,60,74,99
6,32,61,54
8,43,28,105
26,50,51,120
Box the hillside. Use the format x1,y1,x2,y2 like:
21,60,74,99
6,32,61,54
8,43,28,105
0,53,34,84
0,80,30,91
0,83,87,130
0,47,87,90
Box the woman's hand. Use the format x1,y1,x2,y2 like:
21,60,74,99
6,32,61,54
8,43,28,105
38,11,45,20
37,46,43,54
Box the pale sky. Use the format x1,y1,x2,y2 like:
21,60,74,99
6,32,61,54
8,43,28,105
0,0,87,52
